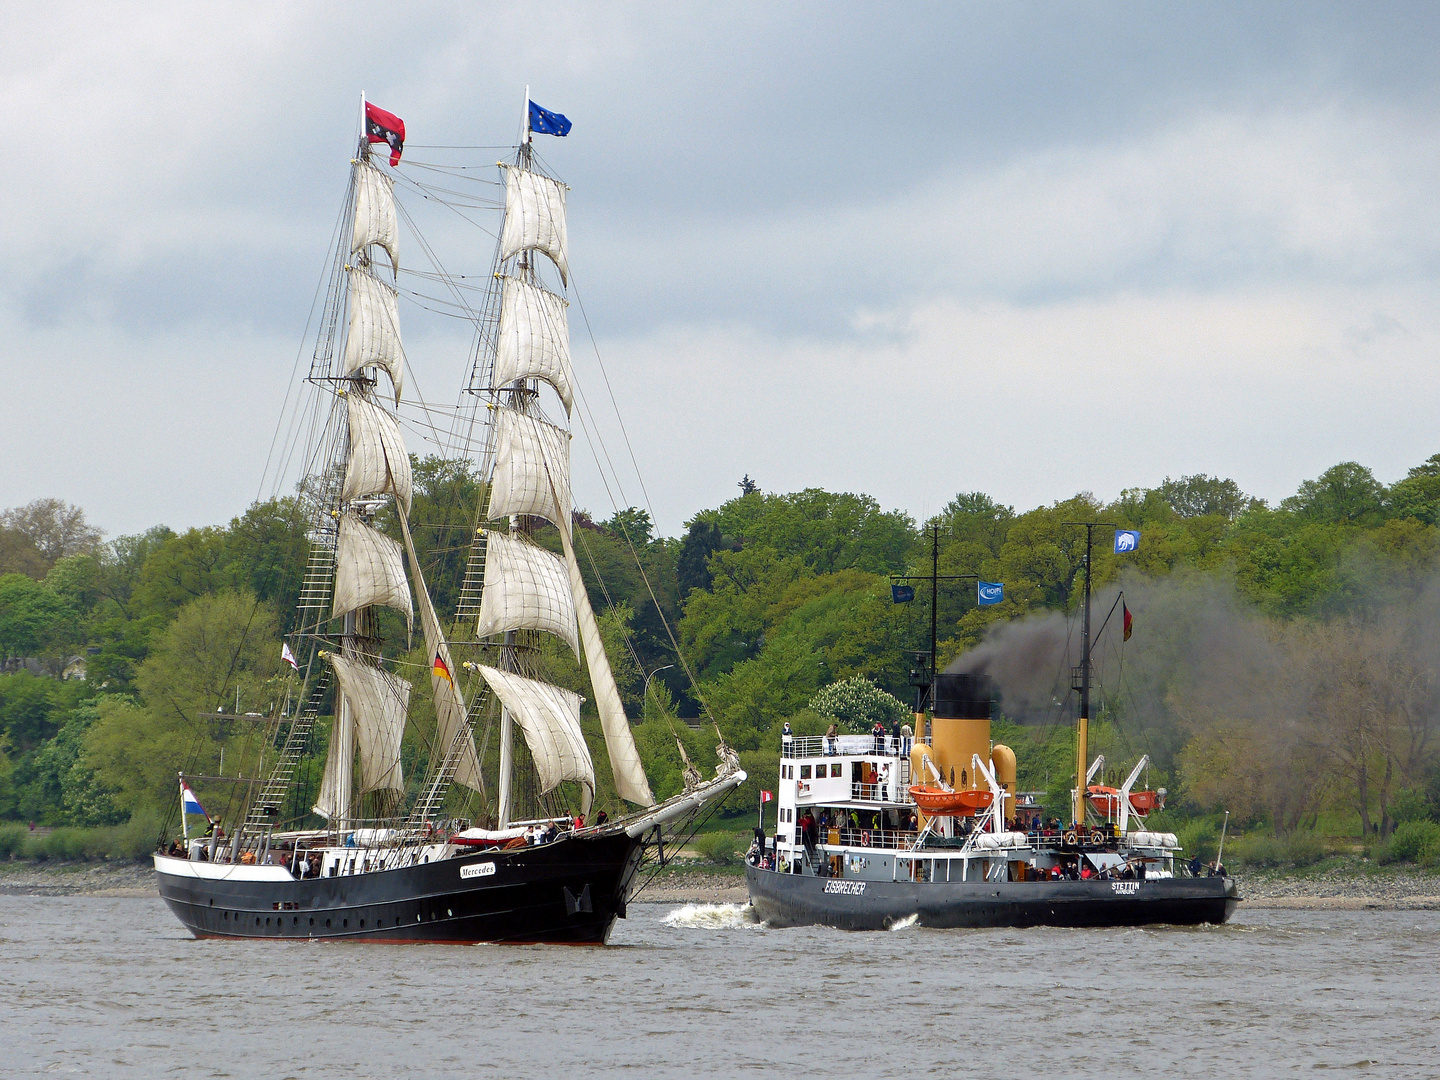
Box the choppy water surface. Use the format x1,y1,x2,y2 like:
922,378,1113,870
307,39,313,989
2,895,1437,1078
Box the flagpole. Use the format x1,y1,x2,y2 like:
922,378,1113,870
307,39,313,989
360,91,366,149
179,774,188,842
523,84,531,147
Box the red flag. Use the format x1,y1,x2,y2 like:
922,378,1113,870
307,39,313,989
760,790,773,804
1123,602,1133,642
365,101,405,166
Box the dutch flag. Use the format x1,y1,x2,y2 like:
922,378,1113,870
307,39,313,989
180,780,207,819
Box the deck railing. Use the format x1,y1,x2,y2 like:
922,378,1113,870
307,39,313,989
782,734,925,759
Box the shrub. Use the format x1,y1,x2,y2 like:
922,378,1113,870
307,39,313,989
1388,820,1440,865
0,824,27,859
1283,831,1326,867
693,832,741,867
1389,789,1435,825
1229,832,1285,869
1175,820,1218,863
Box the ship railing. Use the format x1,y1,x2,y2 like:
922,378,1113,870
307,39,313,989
820,827,919,851
783,734,927,759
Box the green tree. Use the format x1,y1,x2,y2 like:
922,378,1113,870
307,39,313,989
0,574,75,661
224,497,310,627
0,528,49,579
84,590,282,814
1158,474,1255,519
1387,453,1440,525
1282,462,1387,525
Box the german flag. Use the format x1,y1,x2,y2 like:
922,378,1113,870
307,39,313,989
433,653,453,684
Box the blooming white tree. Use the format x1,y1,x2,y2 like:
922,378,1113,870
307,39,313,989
808,676,909,732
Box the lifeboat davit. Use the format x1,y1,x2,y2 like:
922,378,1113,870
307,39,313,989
1086,785,1165,818
909,786,993,815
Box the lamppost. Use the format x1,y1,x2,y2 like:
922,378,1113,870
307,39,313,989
642,664,675,722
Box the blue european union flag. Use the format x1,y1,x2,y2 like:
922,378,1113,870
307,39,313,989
977,581,1004,606
528,100,572,137
1114,529,1141,554
891,584,915,604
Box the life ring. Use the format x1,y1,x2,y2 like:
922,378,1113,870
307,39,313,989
1063,830,1079,846
1090,829,1105,846
860,830,872,847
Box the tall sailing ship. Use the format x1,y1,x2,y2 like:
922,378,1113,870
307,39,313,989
153,96,744,944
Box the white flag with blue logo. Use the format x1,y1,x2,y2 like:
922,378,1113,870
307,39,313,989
1114,529,1140,553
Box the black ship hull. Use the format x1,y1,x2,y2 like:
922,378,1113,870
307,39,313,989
745,864,1239,930
156,832,645,945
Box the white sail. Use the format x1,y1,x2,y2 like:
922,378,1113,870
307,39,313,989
352,161,398,270
474,664,593,812
487,406,570,533
557,519,656,806
333,513,413,626
493,278,574,413
397,514,484,795
328,651,409,795
313,684,353,822
474,530,580,657
343,268,404,404
342,391,413,512
499,167,569,285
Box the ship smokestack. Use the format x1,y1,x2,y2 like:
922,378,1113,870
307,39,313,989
932,673,994,721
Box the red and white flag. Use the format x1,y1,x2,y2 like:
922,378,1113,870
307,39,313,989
281,642,298,671
760,790,773,804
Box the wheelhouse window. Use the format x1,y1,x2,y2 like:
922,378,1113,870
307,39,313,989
800,765,812,779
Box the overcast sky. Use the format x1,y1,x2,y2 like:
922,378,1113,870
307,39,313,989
4,3,1439,539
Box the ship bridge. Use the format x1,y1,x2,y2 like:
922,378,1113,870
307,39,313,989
774,733,922,847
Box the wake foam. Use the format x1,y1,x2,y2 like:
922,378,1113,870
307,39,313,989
887,913,920,931
662,902,763,931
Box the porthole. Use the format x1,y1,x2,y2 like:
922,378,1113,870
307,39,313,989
255,917,261,926
309,917,314,926
446,908,453,918
342,919,348,928
208,898,214,906
266,917,271,926
293,917,299,926
223,912,229,921
359,919,365,928
325,918,331,927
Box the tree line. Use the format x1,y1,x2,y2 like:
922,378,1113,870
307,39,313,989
3,453,1440,844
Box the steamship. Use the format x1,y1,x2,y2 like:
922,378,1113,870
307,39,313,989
746,530,1238,930
152,96,744,945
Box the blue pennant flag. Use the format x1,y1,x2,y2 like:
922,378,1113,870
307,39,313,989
977,581,1004,606
528,100,572,137
1114,529,1141,554
891,584,915,604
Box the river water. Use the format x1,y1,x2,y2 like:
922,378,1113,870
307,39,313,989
1,895,1437,1078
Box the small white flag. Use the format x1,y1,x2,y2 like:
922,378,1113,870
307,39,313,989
281,642,298,671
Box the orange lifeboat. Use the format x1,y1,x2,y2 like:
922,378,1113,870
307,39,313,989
1127,789,1165,815
1086,785,1165,818
909,786,993,816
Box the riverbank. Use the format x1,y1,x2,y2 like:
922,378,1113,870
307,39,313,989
4,858,1437,909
